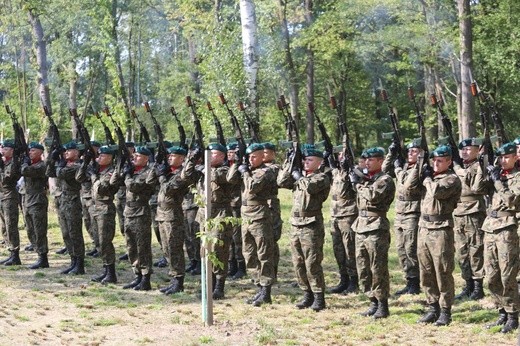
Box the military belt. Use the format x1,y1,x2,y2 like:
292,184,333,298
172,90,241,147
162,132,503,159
211,203,230,209
460,196,481,202
422,214,451,222
293,210,321,217
126,201,147,208
242,200,268,206
397,195,420,202
358,210,386,218
487,210,517,218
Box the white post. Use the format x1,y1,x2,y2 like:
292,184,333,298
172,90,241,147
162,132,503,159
201,149,213,326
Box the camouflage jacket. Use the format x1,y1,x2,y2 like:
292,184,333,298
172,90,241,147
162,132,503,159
330,168,358,218
481,166,520,233
394,163,422,214
264,162,281,212
0,158,21,201
123,165,156,217
453,160,488,216
21,159,48,207
198,163,240,219
56,160,82,199
352,171,395,233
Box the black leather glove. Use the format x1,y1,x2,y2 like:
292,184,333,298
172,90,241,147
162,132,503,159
286,148,294,161
388,141,399,157
394,159,402,170
123,163,134,177
349,171,361,185
487,165,501,182
291,169,303,181
83,150,94,163
238,164,250,174
51,149,61,161
422,164,433,180
188,147,202,162
58,159,67,168
328,155,338,169
155,163,169,176
195,164,205,173
23,155,31,166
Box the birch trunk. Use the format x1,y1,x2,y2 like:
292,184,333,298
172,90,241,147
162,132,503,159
239,0,259,119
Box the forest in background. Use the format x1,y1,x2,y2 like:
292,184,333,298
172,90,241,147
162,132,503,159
1,0,519,154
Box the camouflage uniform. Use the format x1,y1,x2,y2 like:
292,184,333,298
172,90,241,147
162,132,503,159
115,185,126,235
80,178,99,254
183,189,200,272
228,174,245,276
265,162,283,280
0,158,21,257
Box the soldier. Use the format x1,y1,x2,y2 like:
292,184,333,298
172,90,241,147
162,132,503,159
230,143,276,306
387,140,423,295
0,139,22,266
83,141,101,257
453,138,488,300
482,143,520,333
352,147,395,319
151,146,198,295
197,143,240,299
119,146,156,290
21,142,49,269
328,150,359,294
263,142,283,281
183,186,200,275
411,145,461,326
77,146,120,284
52,141,85,274
277,145,331,311
115,142,135,261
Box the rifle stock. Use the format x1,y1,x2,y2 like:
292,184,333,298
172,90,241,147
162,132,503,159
219,93,247,165
144,102,166,164
170,106,187,150
430,94,461,164
104,106,131,169
407,87,431,169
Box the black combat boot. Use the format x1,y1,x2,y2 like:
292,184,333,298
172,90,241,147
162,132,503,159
4,249,21,266
232,260,246,280
246,284,262,304
69,257,85,275
395,279,411,296
86,248,99,257
55,247,68,255
134,273,152,291
0,250,13,265
101,263,117,284
434,307,452,326
407,277,421,295
227,258,238,277
373,298,389,319
253,285,272,307
501,312,519,334
455,279,474,300
469,279,484,300
212,277,226,300
344,275,359,294
123,274,142,289
360,297,379,317
191,261,201,275
153,256,167,268
310,292,326,312
486,308,507,329
185,259,197,273
24,244,34,251
329,274,349,294
417,302,440,324
118,253,129,261
164,276,185,295
91,265,108,282
61,256,77,274
28,253,49,269
295,290,314,309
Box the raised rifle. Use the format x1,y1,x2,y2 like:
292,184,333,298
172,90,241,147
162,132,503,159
430,94,461,165
380,87,406,165
130,109,152,145
206,101,226,146
170,106,187,150
5,105,28,159
144,102,166,165
279,95,302,174
330,96,355,172
92,107,116,145
408,87,431,168
470,81,508,146
219,93,247,165
104,106,131,169
470,81,494,169
186,96,204,155
308,101,334,167
42,103,63,161
70,108,96,165
277,99,292,144
238,101,260,143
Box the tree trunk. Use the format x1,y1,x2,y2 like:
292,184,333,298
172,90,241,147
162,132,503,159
239,0,259,120
305,0,314,144
458,0,475,139
188,37,201,95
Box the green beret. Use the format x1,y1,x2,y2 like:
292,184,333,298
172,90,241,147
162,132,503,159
514,137,520,146
246,143,264,154
226,142,238,151
430,145,452,158
302,144,323,158
28,142,44,150
496,142,516,156
90,140,101,147
360,150,368,159
63,141,78,150
1,139,15,148
98,145,115,155
167,146,187,155
164,140,173,149
207,143,227,153
364,147,385,158
135,146,152,156
263,142,276,151
458,137,481,149
406,138,422,149
125,141,135,148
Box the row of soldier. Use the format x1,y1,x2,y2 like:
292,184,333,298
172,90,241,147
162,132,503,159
1,131,519,334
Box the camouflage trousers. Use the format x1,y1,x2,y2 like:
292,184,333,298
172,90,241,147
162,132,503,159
0,196,20,251
92,203,116,265
228,206,244,262
184,208,200,262
158,219,186,277
208,217,232,280
394,212,420,279
115,197,125,235
81,196,99,251
242,216,275,286
58,195,85,258
418,227,455,309
150,204,162,253
125,213,152,275
454,212,485,281
21,194,35,247
290,220,325,293
356,229,390,300
331,215,357,277
271,206,283,279
24,201,48,255
484,226,520,313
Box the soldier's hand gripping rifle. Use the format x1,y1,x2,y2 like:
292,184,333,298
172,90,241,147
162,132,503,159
92,108,116,145
170,106,187,150
279,95,302,174
380,88,406,165
6,105,28,160
309,101,334,168
70,108,97,165
144,102,167,165
330,96,355,172
42,103,64,161
206,101,226,147
219,93,247,165
238,101,260,143
186,96,204,162
408,87,431,170
470,81,494,170
430,94,462,165
104,107,131,170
